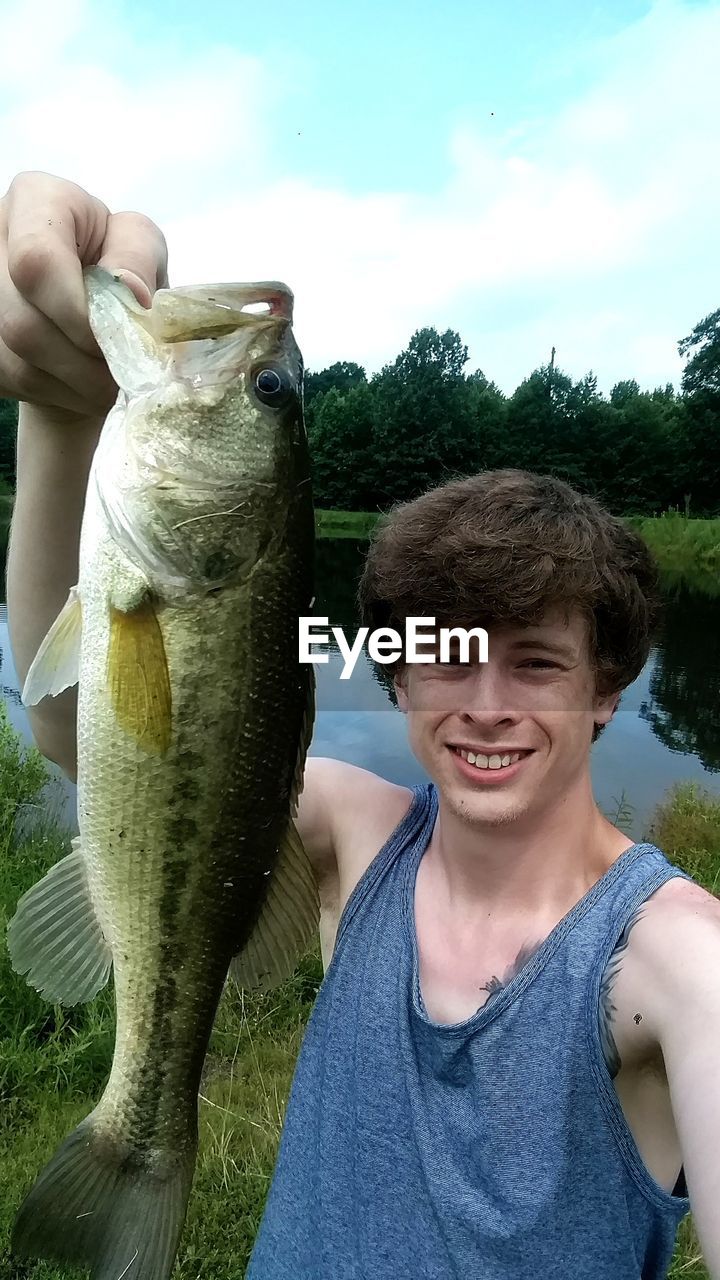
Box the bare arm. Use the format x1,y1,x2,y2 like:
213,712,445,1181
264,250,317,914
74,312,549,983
294,756,411,967
0,173,411,927
6,408,101,775
0,171,168,775
298,757,412,906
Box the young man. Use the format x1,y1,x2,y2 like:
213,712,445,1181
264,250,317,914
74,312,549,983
2,171,720,1280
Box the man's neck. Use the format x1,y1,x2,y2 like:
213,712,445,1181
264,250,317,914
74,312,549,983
427,778,634,925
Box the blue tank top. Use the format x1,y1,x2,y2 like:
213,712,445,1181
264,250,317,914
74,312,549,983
247,783,694,1279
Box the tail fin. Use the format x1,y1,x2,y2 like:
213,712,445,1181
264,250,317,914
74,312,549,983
11,1112,197,1280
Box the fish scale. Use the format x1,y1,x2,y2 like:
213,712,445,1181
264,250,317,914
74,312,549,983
7,268,318,1279
85,568,308,1149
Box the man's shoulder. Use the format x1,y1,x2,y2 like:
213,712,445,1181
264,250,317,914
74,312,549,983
300,757,415,878
644,871,717,916
620,869,720,1038
627,869,717,957
305,756,414,814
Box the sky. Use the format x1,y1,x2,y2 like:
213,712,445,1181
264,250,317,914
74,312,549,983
1,0,718,394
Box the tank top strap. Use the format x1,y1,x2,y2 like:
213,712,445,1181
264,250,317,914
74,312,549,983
591,842,695,969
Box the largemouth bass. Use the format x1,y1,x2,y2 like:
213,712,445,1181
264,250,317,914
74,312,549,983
7,268,318,1279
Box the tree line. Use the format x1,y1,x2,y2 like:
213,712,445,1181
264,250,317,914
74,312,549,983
0,308,718,516
305,309,720,516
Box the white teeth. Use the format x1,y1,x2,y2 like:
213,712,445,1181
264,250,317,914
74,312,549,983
457,749,524,770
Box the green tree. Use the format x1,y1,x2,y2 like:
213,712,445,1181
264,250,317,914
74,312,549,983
590,386,684,514
678,310,720,515
610,379,640,408
465,370,508,471
502,364,591,488
389,327,469,381
298,316,717,516
679,309,720,398
369,328,484,504
308,382,379,509
304,362,366,408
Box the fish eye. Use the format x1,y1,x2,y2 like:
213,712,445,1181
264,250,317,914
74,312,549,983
253,365,293,406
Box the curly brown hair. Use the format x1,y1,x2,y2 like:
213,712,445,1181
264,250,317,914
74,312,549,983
358,469,662,742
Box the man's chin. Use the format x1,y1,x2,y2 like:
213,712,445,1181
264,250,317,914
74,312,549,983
442,786,529,828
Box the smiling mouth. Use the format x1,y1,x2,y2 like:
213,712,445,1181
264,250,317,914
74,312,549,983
450,746,533,772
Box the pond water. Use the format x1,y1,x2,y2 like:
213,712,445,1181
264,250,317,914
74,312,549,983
1,538,718,842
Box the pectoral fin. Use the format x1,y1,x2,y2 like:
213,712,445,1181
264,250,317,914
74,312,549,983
230,666,318,990
21,587,82,706
229,820,320,992
107,601,172,755
290,665,315,815
7,838,112,1005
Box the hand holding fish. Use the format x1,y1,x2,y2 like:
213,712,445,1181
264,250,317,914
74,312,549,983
0,170,169,423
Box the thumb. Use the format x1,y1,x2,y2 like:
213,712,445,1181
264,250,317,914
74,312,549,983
96,210,170,310
107,269,154,310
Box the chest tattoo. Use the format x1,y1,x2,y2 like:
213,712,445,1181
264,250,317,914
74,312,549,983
480,941,544,1005
477,903,650,1076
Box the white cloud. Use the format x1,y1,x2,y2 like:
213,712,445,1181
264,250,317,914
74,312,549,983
1,0,718,393
0,0,271,209
0,0,88,90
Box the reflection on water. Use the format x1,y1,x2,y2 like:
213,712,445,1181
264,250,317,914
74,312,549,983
1,680,22,707
640,579,720,772
0,541,717,842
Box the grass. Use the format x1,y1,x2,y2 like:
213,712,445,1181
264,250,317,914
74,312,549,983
627,512,720,595
0,703,324,1279
315,507,720,589
649,782,720,1280
315,508,383,538
0,498,718,573
0,710,718,1278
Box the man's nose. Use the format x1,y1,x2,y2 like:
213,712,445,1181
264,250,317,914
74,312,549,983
460,665,518,723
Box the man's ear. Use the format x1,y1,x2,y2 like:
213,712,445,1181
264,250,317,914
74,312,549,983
594,687,621,727
394,665,409,713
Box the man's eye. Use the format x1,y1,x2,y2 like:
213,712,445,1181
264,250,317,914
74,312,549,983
520,660,558,670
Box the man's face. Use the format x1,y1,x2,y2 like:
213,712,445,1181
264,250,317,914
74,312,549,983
394,606,619,829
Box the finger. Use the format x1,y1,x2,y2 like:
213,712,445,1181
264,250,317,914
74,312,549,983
4,173,111,355
0,252,117,409
0,339,105,416
97,210,169,307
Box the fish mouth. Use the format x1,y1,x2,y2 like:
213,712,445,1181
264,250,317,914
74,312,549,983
153,282,295,342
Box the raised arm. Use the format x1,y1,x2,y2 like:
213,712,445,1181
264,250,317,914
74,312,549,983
0,173,410,933
0,171,168,775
